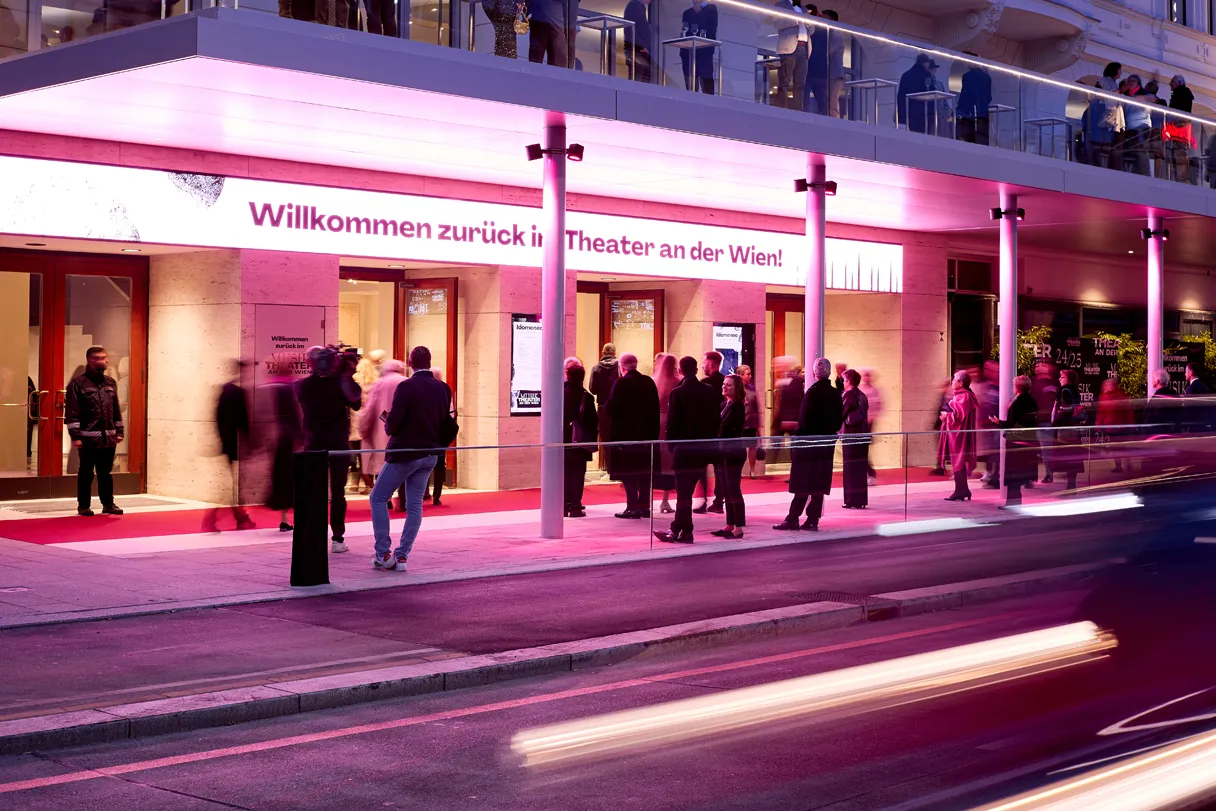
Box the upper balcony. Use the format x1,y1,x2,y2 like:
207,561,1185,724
1,0,1216,251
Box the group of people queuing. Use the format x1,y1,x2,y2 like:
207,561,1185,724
199,344,454,574
771,3,845,114
930,358,1214,509
1082,62,1200,184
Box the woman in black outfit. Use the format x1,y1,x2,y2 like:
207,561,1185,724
713,374,747,538
563,360,598,517
840,368,870,508
1051,368,1086,490
990,374,1039,507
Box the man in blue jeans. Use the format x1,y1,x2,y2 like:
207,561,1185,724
370,346,452,572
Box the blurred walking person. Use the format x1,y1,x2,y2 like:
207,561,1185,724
65,346,124,517
772,357,804,464
1032,360,1059,482
774,357,842,531
989,375,1038,507
1050,368,1086,491
859,368,881,483
263,360,301,532
370,347,452,572
653,352,679,512
589,343,619,475
607,353,661,518
736,364,762,478
977,360,1001,488
563,359,598,517
1095,377,1134,473
941,370,979,501
712,373,747,538
204,361,254,532
655,356,720,544
358,358,407,508
298,346,362,553
840,368,869,509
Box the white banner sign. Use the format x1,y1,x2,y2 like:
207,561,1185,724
0,155,902,292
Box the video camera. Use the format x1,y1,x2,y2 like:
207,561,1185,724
311,344,360,377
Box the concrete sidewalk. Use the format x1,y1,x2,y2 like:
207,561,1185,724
0,475,1072,627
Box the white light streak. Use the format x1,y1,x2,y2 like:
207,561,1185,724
1008,494,1142,518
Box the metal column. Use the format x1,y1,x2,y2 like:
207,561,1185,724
1146,213,1165,398
539,118,568,540
804,154,827,380
997,191,1018,487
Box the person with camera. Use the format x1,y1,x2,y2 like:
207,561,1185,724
371,346,454,573
298,345,362,553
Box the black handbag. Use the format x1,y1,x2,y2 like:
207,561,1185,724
439,412,459,448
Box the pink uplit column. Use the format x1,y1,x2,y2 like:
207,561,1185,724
540,118,567,540
804,154,827,381
997,191,1018,487
1147,213,1165,398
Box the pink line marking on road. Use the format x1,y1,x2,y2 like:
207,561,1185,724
0,613,1020,796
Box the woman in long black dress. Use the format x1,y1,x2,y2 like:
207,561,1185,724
840,369,870,509
263,362,301,532
990,374,1039,507
713,374,747,538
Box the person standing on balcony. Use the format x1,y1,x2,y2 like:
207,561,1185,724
807,9,844,117
66,346,124,518
527,0,574,68
607,353,661,518
897,53,935,134
1087,62,1125,170
772,0,808,110
1167,74,1196,183
1123,75,1155,177
623,0,653,82
589,343,619,475
956,55,992,145
680,0,718,94
278,0,348,27
483,0,521,59
655,355,720,544
774,357,842,532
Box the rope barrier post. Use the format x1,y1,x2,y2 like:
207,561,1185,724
290,450,331,587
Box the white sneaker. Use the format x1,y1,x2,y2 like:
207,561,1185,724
372,552,406,572
331,540,349,553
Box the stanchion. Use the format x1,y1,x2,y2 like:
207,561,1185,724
291,450,331,587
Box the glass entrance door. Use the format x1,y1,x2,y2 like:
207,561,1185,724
0,251,147,500
602,292,664,375
399,278,459,482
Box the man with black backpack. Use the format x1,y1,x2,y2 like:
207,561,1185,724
370,345,455,573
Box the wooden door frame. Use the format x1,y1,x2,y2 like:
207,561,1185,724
601,290,665,362
398,277,459,480
766,293,804,360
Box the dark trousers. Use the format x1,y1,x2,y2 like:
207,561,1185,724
1006,484,1022,505
364,0,397,36
427,453,447,501
842,439,869,507
621,473,648,512
671,467,701,533
721,459,745,526
787,492,824,525
528,21,570,67
626,47,651,82
952,468,971,498
564,454,587,510
697,463,725,504
958,116,990,145
77,445,116,509
328,456,348,541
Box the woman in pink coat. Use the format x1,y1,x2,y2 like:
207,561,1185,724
357,359,407,479
941,369,979,501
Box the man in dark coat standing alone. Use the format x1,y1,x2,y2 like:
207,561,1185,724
774,357,842,531
655,356,720,544
607,352,661,518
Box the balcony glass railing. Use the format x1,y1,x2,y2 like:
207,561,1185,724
7,0,1215,188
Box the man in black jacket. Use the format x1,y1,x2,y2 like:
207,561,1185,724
370,346,452,572
897,53,935,134
623,0,653,82
589,344,620,474
697,350,726,513
607,353,661,518
775,357,842,531
655,356,720,544
65,345,125,517
297,346,362,553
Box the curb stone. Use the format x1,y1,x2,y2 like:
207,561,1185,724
0,559,1117,756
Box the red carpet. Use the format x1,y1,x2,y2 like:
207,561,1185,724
0,469,941,545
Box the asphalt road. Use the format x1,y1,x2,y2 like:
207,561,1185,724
5,550,1216,811
1,512,1153,720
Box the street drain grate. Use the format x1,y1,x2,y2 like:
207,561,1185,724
795,590,900,621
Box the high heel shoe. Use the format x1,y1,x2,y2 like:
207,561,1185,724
660,503,674,514
944,493,972,502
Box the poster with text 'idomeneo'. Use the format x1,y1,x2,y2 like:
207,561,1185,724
510,315,542,416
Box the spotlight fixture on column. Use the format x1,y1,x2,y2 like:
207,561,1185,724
526,143,586,162
794,179,837,195
989,207,1025,221
1141,227,1169,241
